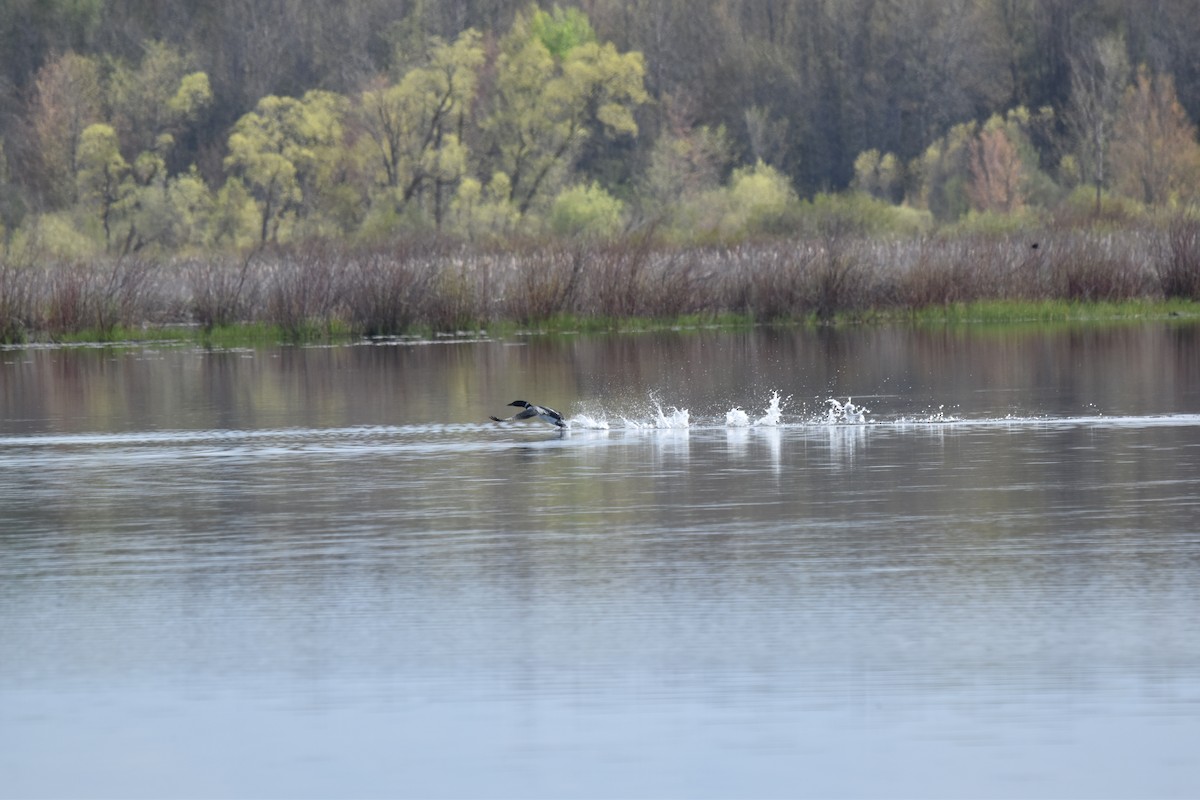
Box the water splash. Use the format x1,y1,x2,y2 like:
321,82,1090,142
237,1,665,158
824,397,867,424
725,391,785,427
725,407,751,427
645,401,690,429
605,393,688,429
921,405,959,423
566,413,610,430
755,391,785,426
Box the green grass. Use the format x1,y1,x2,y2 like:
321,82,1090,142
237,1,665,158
908,298,1200,326
5,300,1197,349
489,311,757,336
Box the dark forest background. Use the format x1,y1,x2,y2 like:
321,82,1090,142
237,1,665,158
2,0,1199,256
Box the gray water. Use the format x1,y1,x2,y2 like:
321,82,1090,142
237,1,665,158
2,324,1199,799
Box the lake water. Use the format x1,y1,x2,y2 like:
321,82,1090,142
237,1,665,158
2,323,1199,799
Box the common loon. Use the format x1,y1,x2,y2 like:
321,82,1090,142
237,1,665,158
490,400,568,428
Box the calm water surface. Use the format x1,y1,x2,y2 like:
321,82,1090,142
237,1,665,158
2,325,1199,798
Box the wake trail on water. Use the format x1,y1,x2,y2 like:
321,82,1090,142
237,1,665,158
4,393,1200,464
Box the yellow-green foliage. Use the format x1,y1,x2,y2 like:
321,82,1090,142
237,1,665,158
529,4,596,58
947,207,1042,236
14,10,654,249
447,173,520,241
13,212,102,259
1059,185,1147,224
208,178,260,249
852,149,903,201
659,160,800,243
164,167,214,251
225,91,346,243
106,41,212,157
486,5,648,215
168,72,212,120
719,161,798,238
547,181,624,238
354,29,484,227
800,192,932,237
76,124,128,204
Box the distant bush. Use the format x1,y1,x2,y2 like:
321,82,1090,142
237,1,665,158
12,213,102,261
798,192,932,237
547,182,624,238
448,174,520,242
1055,186,1147,227
947,208,1042,237
719,161,798,238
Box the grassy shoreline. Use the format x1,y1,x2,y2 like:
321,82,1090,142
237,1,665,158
3,228,1200,345
7,298,1198,349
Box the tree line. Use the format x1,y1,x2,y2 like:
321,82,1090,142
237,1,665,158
2,0,1200,258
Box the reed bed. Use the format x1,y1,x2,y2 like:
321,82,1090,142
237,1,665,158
2,224,1198,343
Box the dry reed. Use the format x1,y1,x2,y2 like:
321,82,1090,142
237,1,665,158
1,222,1196,342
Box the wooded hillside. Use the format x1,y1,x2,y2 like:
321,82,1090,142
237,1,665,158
2,0,1200,255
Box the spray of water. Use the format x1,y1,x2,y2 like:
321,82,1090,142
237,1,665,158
725,407,751,427
558,390,869,430
825,397,867,424
755,391,785,426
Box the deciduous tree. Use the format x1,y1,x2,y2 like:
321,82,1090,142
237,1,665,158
224,90,351,243
26,52,102,209
968,124,1024,213
481,5,648,214
353,30,484,228
76,123,131,250
1067,35,1128,214
105,41,212,168
1111,65,1200,206
852,149,903,202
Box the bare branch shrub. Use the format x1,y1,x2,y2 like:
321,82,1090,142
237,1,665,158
1157,217,1200,299
342,250,435,336
44,262,91,334
1051,230,1153,301
740,242,821,320
810,235,863,320
423,256,488,332
0,261,38,342
584,235,655,318
94,258,159,334
638,248,703,317
502,246,584,323
898,238,975,306
32,258,160,337
1,225,1191,341
264,244,345,338
187,253,260,329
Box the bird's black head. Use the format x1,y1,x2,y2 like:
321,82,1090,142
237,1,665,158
508,400,530,408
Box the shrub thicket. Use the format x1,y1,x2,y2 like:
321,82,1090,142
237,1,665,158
3,221,1198,343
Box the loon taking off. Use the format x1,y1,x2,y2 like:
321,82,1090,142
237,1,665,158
490,400,568,428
